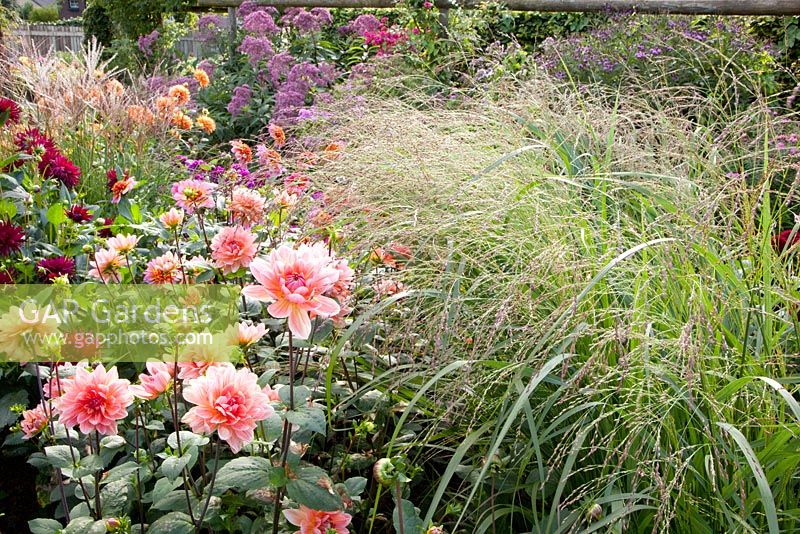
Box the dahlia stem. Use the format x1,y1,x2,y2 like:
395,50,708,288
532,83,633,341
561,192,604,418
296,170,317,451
33,364,70,522
196,439,221,527
272,331,295,534
93,431,102,518
133,406,145,527
395,481,405,534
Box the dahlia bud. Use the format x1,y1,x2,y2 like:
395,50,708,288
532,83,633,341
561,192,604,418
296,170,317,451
426,526,445,534
82,244,94,254
106,517,121,532
586,503,602,522
373,457,396,487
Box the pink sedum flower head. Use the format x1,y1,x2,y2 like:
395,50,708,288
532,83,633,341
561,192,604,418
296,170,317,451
181,365,274,453
211,225,258,274
238,321,267,346
56,364,133,435
242,243,341,339
88,248,124,283
130,361,174,400
21,404,50,439
172,179,215,214
229,187,266,228
284,506,352,534
107,233,140,254
160,208,185,229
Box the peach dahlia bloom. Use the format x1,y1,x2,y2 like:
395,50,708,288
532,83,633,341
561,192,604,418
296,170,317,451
242,243,340,339
196,115,216,134
211,225,258,274
231,140,253,164
229,187,266,228
143,251,183,284
268,123,286,147
130,361,174,400
181,365,273,453
238,321,267,346
168,84,191,106
160,208,185,229
284,506,352,534
107,233,140,254
89,248,124,282
172,179,215,214
56,364,133,436
21,404,50,439
194,69,210,88
110,175,136,204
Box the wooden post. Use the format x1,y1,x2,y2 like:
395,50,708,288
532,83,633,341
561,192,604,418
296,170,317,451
194,0,800,16
228,6,237,64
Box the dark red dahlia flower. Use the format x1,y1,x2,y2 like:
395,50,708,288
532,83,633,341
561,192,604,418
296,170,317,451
106,169,118,190
98,217,115,238
65,204,93,223
36,256,76,282
773,229,800,253
0,222,24,256
14,128,56,154
39,150,81,189
0,98,21,126
0,267,16,284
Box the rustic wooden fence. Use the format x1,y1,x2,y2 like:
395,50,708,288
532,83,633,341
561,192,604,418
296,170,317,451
6,24,212,56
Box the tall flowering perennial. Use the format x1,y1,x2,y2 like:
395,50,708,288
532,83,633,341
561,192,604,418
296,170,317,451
243,243,341,339
181,364,274,453
55,364,133,436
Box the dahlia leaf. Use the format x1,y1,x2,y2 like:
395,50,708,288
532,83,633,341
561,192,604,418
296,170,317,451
285,478,342,512
148,512,195,534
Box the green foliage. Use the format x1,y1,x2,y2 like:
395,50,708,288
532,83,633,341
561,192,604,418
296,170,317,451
95,0,190,39
82,2,113,48
28,5,59,23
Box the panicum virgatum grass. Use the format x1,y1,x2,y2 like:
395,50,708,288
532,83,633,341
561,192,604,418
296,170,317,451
308,72,800,532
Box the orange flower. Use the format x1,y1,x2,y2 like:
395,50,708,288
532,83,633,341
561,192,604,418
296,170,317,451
231,140,253,163
156,96,176,117
171,110,193,130
268,123,286,147
105,79,124,97
194,68,210,88
323,141,343,160
126,105,155,126
196,114,216,134
168,84,191,106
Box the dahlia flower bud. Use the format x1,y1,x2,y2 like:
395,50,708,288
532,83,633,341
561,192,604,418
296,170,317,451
373,457,396,487
586,503,602,522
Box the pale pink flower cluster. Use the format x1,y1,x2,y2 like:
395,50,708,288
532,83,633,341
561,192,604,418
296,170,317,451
55,364,133,435
243,243,342,339
228,187,266,228
211,226,258,274
172,179,215,213
181,364,274,452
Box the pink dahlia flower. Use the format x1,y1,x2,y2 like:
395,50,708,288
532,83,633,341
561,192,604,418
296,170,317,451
130,361,174,400
21,404,50,439
238,321,267,346
172,179,215,214
144,252,183,284
242,243,341,339
56,364,133,435
160,207,185,229
176,361,228,380
284,506,352,534
107,233,140,254
181,365,274,453
328,258,355,299
88,248,124,283
211,226,257,274
229,187,266,228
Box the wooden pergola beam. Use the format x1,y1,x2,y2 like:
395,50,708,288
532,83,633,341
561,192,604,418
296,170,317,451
193,0,800,15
